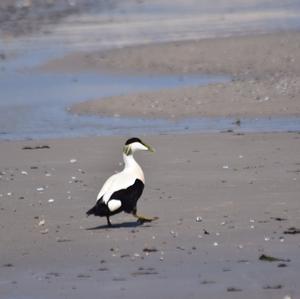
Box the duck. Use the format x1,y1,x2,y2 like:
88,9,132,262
86,137,157,226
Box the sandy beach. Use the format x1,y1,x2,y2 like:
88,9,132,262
1,133,300,299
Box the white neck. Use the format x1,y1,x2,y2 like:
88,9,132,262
122,153,145,182
123,153,139,169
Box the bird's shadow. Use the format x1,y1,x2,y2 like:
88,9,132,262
86,220,151,230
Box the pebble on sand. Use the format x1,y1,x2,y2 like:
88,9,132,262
38,219,45,226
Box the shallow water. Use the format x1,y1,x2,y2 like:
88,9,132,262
1,51,300,140
3,0,300,51
2,0,300,58
0,64,231,140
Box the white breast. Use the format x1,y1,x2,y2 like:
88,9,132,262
97,163,144,205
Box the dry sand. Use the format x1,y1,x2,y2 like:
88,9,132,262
40,32,300,118
1,133,300,298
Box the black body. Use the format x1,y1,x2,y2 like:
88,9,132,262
86,179,144,218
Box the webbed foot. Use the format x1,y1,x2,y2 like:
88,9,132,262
134,214,159,224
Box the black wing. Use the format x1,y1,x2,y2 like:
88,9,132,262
86,179,144,216
110,179,144,213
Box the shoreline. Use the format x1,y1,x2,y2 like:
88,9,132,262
37,31,300,119
39,31,300,76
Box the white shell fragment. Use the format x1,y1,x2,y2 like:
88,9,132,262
40,229,49,234
196,216,203,222
38,219,45,226
70,159,77,163
170,230,178,237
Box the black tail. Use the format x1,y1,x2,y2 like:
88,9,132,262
86,202,109,217
86,205,97,216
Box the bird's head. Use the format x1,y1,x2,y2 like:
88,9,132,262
123,137,155,156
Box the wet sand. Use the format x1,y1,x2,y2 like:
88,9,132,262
1,133,300,298
41,32,300,119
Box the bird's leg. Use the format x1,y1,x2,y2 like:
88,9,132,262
132,208,158,223
106,216,112,227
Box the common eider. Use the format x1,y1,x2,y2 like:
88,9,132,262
86,138,157,226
